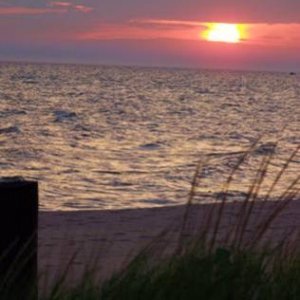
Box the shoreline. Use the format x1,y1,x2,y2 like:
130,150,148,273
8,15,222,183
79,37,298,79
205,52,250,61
39,200,300,292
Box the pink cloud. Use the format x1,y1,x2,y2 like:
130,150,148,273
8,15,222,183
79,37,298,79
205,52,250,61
74,5,93,13
0,6,63,15
77,23,201,41
49,1,93,13
131,19,203,27
0,2,93,15
124,19,300,47
49,2,72,8
245,23,300,46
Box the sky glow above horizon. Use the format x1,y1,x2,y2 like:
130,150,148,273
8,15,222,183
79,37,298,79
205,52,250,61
1,0,300,71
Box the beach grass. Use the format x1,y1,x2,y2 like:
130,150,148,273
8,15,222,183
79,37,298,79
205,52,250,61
96,142,300,300
1,142,299,299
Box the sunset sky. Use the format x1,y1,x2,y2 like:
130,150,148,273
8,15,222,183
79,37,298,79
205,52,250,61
1,0,300,71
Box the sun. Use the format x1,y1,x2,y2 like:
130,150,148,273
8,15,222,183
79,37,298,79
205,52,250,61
203,23,242,43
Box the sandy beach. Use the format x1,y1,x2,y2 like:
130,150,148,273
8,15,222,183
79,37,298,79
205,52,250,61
38,199,300,293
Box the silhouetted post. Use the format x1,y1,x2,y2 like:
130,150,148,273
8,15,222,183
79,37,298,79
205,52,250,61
0,178,38,299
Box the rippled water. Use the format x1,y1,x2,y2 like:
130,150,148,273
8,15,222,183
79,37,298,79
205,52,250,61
0,62,299,210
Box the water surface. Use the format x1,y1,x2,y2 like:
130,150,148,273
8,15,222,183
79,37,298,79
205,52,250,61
0,62,299,210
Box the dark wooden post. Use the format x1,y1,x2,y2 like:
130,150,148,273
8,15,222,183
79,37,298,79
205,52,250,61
0,177,38,299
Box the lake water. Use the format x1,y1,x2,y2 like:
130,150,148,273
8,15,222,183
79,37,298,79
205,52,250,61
0,62,299,210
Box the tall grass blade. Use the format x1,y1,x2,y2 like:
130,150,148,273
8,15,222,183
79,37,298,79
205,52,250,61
208,138,262,252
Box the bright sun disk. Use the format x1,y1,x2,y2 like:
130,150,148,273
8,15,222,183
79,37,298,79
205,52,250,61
203,23,241,43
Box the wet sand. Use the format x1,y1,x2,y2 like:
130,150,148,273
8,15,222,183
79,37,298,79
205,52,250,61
39,200,300,292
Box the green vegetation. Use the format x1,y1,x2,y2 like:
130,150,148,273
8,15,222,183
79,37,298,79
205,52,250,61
40,246,300,300
99,248,300,300
2,142,300,299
